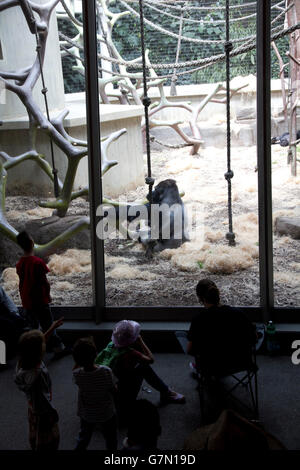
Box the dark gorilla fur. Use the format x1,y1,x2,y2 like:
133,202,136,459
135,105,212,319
136,179,189,257
112,179,189,257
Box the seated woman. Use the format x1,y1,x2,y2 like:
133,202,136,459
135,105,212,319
186,279,257,375
0,286,27,359
96,320,185,422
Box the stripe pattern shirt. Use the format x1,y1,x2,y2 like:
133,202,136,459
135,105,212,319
73,365,116,423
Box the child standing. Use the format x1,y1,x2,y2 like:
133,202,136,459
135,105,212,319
72,337,118,451
16,231,66,358
15,318,63,451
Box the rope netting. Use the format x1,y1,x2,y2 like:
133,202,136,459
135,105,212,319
58,0,291,90
56,0,297,247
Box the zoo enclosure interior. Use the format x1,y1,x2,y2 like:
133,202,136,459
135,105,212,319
0,0,299,324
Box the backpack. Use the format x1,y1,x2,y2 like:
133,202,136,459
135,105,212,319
95,341,129,372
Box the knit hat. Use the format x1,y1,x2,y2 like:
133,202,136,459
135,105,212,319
112,320,141,348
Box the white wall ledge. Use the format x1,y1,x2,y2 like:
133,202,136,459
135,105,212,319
1,103,144,131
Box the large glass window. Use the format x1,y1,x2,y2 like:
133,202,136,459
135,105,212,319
1,0,298,321
271,1,300,309
0,0,92,310
97,0,261,308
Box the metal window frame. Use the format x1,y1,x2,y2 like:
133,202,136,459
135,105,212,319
256,0,274,322
52,0,300,324
82,0,105,323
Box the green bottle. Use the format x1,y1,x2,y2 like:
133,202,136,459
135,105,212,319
266,321,279,354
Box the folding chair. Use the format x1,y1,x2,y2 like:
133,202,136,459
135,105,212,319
195,346,259,424
175,325,263,424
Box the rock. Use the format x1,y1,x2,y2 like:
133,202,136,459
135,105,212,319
275,217,300,239
24,215,91,249
236,107,256,121
0,215,90,269
0,235,22,269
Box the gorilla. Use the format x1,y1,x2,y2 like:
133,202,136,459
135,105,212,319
271,130,300,147
127,179,190,257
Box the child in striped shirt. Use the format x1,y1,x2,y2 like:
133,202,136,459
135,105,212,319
72,337,118,450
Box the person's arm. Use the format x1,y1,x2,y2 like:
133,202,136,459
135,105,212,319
35,260,51,303
133,335,154,364
186,341,193,355
44,317,64,343
186,319,196,356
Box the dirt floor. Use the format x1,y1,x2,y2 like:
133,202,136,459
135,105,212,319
1,144,300,308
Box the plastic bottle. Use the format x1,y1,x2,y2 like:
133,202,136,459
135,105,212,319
266,321,279,354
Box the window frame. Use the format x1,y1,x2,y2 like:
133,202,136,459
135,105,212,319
53,0,299,325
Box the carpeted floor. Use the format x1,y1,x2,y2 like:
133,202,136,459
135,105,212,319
0,353,299,450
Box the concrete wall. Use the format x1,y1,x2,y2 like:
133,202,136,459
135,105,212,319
0,2,145,199
104,78,294,147
0,102,144,197
143,77,288,123
0,0,65,119
0,74,295,198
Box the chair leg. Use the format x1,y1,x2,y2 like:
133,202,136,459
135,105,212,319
198,376,205,423
248,371,259,421
254,370,259,420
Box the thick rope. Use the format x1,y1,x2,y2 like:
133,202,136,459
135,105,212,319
149,134,192,149
170,4,184,96
144,1,258,25
59,22,300,70
125,0,262,11
126,0,284,12
35,30,60,197
20,0,59,197
224,0,235,247
121,0,229,44
120,1,286,45
138,0,154,208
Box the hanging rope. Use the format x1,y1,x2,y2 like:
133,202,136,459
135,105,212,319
138,0,154,207
224,0,235,247
59,22,300,71
19,0,59,198
170,4,184,96
137,0,158,255
144,1,258,25
127,0,263,11
149,134,192,149
121,1,288,46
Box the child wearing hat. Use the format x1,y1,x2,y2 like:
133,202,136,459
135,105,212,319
96,320,185,422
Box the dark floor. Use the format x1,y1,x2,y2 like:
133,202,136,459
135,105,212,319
0,353,299,450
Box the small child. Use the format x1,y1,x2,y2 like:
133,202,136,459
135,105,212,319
72,337,118,451
16,230,66,358
15,318,63,451
96,320,185,421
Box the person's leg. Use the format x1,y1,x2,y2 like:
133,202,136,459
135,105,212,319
28,407,37,451
24,308,39,330
116,371,143,424
137,364,169,394
101,415,118,450
175,331,189,354
138,364,186,404
75,419,95,451
38,305,65,353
